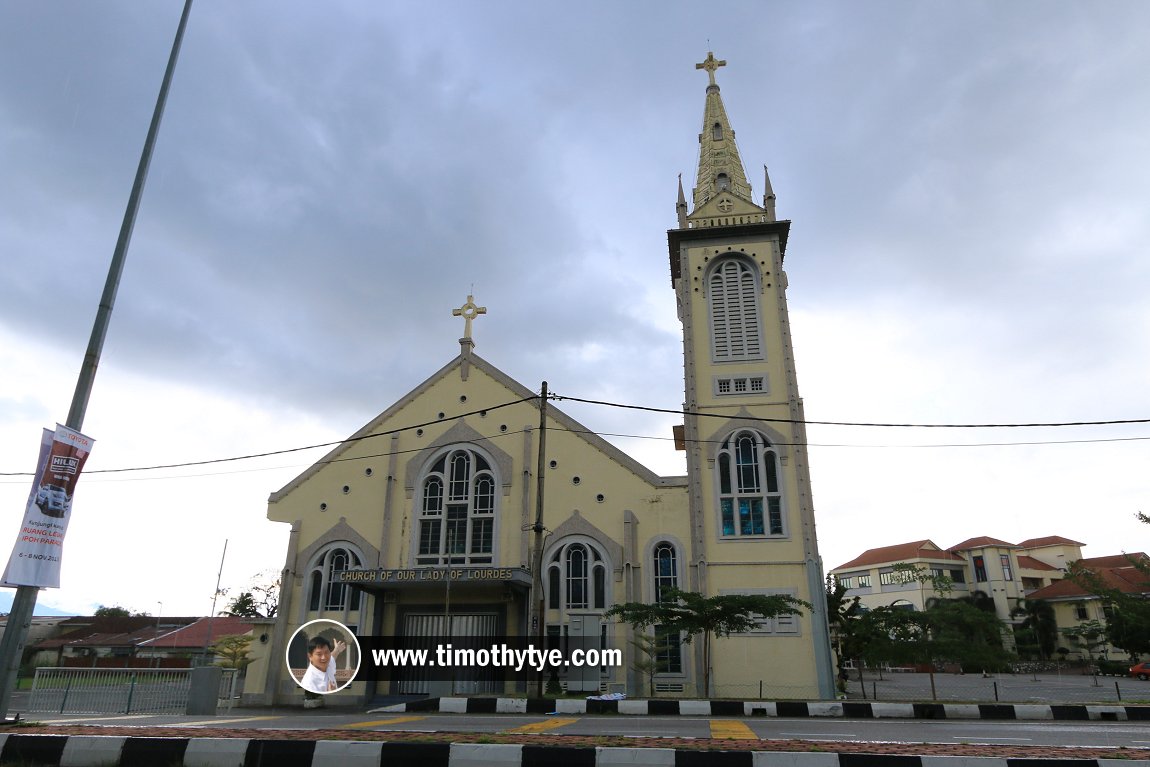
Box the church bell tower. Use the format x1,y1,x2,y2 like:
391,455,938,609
669,52,835,698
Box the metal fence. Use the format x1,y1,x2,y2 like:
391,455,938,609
842,670,1149,704
28,667,239,714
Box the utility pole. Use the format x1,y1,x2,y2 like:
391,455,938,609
531,382,548,697
0,1,195,719
202,539,228,664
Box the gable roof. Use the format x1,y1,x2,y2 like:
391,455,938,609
832,540,966,571
1016,535,1085,548
949,536,1017,551
138,616,255,649
269,352,686,502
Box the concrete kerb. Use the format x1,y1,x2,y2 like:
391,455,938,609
0,734,1138,767
373,696,1148,721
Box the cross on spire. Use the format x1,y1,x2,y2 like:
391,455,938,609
452,294,487,341
695,51,726,86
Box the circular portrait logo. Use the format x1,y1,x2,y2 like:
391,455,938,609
286,619,361,695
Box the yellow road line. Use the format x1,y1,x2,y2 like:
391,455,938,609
503,717,579,734
342,715,428,729
36,715,157,724
180,715,283,727
709,719,758,739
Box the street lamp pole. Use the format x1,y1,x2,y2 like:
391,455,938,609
0,0,195,720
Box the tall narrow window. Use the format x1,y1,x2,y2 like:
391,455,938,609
566,544,588,609
973,555,988,582
999,554,1013,581
712,122,723,141
416,447,497,565
654,625,683,674
653,542,678,603
707,259,762,361
717,430,784,537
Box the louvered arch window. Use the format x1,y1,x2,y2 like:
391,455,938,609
707,258,762,361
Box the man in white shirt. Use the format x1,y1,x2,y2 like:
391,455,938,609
300,635,346,693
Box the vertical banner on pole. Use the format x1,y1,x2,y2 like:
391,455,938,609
2,425,95,588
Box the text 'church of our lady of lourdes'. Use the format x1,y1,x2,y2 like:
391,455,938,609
240,54,837,705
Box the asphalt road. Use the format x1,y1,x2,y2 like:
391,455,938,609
15,708,1150,750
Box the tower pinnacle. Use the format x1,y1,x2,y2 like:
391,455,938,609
691,52,753,211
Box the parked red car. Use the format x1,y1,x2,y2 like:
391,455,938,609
1131,662,1150,681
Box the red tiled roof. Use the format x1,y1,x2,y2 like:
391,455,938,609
1077,553,1149,569
1016,555,1059,571
1027,555,1149,600
138,617,254,650
949,536,1016,551
1016,535,1085,548
832,540,965,571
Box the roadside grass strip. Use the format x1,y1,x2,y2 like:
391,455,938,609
503,717,579,734
709,719,759,739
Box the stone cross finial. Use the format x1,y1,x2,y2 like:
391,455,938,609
695,51,726,86
452,294,487,340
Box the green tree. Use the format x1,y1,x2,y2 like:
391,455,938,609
629,630,678,697
825,575,866,694
212,634,253,670
221,571,280,618
1012,598,1058,660
222,592,261,618
1066,513,1150,660
1062,619,1109,660
606,587,808,697
863,600,1012,700
94,605,149,618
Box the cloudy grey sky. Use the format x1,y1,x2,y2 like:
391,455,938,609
1,1,1147,616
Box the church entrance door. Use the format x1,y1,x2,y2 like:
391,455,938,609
397,612,500,695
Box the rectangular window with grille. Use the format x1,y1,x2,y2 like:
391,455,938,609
714,376,768,396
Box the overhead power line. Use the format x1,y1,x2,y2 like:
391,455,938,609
2,391,1147,479
549,394,1150,429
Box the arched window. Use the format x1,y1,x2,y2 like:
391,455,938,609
307,546,362,612
716,172,730,191
651,542,683,674
416,446,497,565
653,542,678,603
707,258,762,361
716,430,784,538
712,122,723,141
545,539,609,612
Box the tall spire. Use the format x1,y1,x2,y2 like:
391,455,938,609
692,51,753,211
676,173,688,228
762,165,776,222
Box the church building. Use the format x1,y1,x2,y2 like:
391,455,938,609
245,53,836,705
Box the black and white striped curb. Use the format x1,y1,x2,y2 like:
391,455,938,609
377,696,1150,721
0,734,1131,767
